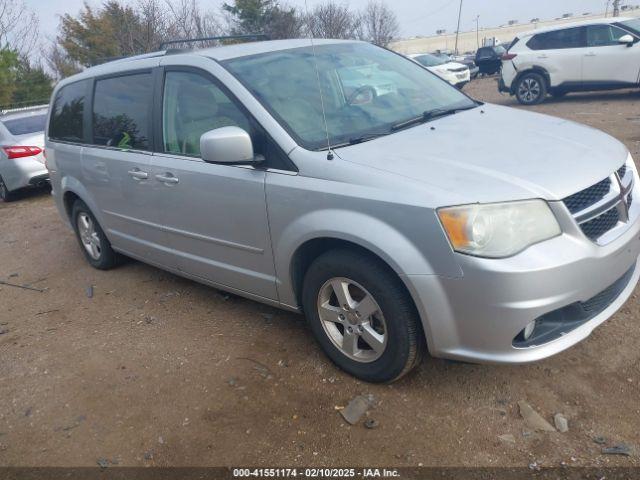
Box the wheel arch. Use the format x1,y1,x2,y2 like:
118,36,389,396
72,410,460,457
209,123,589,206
287,235,437,356
512,66,551,93
289,237,407,308
59,176,107,232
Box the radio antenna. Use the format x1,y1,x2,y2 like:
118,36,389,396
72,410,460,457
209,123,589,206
304,0,334,160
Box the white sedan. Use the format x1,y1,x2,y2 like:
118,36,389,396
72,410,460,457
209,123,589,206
408,53,471,89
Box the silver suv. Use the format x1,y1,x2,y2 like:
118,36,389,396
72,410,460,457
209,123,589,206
46,39,640,382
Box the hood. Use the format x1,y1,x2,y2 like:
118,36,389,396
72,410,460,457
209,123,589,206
432,61,466,72
335,104,629,205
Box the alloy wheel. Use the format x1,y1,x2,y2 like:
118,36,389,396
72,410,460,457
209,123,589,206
77,212,102,260
518,77,541,103
317,277,388,363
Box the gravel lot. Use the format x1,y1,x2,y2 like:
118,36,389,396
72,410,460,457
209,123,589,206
1,77,639,468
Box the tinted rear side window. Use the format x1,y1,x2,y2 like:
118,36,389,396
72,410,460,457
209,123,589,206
3,114,47,136
49,81,87,143
476,48,494,59
527,27,585,50
92,73,152,150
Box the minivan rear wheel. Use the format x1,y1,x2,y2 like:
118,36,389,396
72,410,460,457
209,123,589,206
0,175,14,202
302,249,424,383
71,200,122,270
515,73,547,105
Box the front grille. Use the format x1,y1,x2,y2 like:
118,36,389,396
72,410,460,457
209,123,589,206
618,164,627,179
563,178,611,214
580,208,620,240
448,67,468,73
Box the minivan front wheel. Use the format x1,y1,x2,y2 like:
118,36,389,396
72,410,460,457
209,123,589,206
515,73,547,105
71,200,121,270
302,249,424,383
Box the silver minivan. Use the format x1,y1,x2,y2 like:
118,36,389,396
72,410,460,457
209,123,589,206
46,39,640,382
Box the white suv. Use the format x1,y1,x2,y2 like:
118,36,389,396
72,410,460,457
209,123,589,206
500,17,640,105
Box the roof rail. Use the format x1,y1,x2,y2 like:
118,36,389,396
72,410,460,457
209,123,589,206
159,34,269,50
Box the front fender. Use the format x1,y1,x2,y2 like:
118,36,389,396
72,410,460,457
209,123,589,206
274,208,460,308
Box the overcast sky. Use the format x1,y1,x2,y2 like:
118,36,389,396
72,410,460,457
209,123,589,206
25,0,624,41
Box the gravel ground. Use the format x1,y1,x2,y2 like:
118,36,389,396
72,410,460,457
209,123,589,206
1,77,639,468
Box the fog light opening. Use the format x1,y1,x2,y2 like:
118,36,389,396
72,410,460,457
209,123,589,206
523,321,536,341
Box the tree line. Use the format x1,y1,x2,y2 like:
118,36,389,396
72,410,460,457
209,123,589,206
0,0,400,108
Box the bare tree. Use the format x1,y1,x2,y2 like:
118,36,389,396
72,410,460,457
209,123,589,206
0,0,38,55
163,0,222,48
304,1,362,40
134,0,170,51
360,0,399,47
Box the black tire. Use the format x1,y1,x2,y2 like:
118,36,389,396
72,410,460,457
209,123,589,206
515,72,547,105
71,199,122,270
302,249,425,383
0,175,14,202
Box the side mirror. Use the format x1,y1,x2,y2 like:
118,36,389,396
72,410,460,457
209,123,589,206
200,126,262,164
619,34,635,46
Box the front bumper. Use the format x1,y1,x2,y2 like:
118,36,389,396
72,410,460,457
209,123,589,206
405,201,640,364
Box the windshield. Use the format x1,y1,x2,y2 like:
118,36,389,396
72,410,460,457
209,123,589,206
2,114,47,136
619,18,640,35
223,42,475,150
413,53,447,67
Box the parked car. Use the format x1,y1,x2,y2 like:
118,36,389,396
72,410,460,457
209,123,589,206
500,17,640,105
475,45,506,75
46,39,639,383
434,52,480,79
0,106,49,202
408,53,471,88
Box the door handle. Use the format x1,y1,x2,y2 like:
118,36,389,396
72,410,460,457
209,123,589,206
585,52,597,57
537,55,548,59
128,168,148,180
155,173,179,185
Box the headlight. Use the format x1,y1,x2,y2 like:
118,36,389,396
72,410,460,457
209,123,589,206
437,200,561,258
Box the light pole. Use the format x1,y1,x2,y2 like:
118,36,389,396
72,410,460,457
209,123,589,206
454,0,464,55
475,15,480,50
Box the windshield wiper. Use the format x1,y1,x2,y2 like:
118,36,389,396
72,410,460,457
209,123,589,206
329,131,392,149
391,106,477,132
347,131,391,145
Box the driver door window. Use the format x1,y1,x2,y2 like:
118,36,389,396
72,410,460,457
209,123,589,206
587,25,631,47
162,71,252,157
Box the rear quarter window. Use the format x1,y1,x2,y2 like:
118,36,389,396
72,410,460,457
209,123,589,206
49,80,88,143
476,48,494,59
527,27,586,50
3,114,47,136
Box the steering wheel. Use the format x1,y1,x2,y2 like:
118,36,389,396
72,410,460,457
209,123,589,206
347,85,377,106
